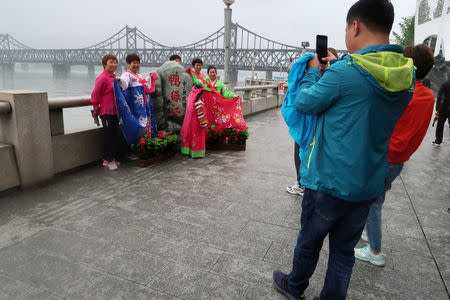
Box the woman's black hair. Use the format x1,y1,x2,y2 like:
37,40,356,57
192,58,203,67
169,54,181,61
126,53,140,64
207,65,217,74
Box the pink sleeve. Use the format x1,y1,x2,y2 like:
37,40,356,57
91,76,103,110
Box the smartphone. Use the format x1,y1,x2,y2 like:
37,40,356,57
90,109,100,126
316,35,328,65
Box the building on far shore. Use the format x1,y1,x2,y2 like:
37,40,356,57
415,0,449,59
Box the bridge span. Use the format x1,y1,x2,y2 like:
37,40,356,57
0,24,345,83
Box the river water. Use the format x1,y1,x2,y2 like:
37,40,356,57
0,63,284,132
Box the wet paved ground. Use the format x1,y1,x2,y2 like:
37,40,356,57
0,109,449,299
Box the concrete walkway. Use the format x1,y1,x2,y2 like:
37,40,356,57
0,109,448,299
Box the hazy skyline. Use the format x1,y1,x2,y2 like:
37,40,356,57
1,0,416,50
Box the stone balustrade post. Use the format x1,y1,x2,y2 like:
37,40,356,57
243,90,251,100
261,88,267,98
0,91,54,186
49,109,65,136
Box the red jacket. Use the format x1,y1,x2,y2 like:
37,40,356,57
388,81,434,163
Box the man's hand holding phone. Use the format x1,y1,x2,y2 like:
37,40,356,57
308,51,337,71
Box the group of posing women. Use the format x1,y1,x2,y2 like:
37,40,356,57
91,53,247,170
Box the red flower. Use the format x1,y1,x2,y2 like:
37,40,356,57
139,138,145,144
158,131,164,139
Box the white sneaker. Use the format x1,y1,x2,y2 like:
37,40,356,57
286,184,304,196
361,230,368,242
105,161,118,171
354,245,385,267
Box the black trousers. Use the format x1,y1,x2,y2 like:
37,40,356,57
294,142,301,185
100,114,119,162
435,109,450,144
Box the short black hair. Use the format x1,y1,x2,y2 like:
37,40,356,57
403,44,434,80
170,54,181,61
346,0,394,34
126,53,140,64
192,58,203,67
207,65,216,74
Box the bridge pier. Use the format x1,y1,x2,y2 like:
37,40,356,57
265,70,273,80
0,63,15,89
229,70,238,86
52,64,71,78
0,63,15,74
120,65,128,74
87,65,95,76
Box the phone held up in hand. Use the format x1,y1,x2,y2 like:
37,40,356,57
316,35,328,65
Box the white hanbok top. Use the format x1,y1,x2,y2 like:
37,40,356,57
119,71,152,91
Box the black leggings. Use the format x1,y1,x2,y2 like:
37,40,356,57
435,109,450,144
100,114,119,162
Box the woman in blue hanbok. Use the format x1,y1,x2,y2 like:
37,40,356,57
113,53,158,146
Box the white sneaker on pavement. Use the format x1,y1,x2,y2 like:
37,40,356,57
286,184,304,196
355,245,385,267
361,230,369,242
105,161,118,171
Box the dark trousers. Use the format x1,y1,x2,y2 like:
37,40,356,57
435,109,450,144
100,114,119,162
287,189,374,300
294,142,301,185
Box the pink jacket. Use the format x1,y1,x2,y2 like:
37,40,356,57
91,70,117,115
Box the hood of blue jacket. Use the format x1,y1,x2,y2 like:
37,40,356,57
347,44,415,95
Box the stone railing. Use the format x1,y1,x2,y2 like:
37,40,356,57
0,101,12,114
235,85,284,115
0,85,286,192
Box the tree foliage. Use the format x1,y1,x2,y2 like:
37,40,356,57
393,16,415,46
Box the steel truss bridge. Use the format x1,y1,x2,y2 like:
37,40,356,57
0,24,345,73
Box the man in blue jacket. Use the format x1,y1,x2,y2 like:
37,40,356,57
273,1,415,299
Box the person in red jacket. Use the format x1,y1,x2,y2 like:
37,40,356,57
355,43,435,266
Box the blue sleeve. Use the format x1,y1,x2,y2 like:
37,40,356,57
295,66,340,115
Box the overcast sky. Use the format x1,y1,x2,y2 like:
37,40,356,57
1,0,416,50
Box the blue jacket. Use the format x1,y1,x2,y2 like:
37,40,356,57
281,53,317,156
296,44,415,202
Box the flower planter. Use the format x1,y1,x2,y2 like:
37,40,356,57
207,143,246,151
137,150,176,167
